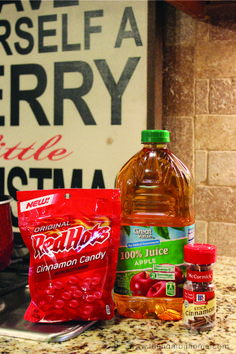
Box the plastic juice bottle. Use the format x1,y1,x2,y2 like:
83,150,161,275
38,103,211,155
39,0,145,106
114,130,195,320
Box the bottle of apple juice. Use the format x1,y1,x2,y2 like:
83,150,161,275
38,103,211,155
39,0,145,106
114,130,195,320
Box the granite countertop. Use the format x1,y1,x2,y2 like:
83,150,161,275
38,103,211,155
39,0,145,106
0,256,235,354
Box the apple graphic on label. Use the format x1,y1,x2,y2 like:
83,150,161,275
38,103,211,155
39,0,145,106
146,280,181,298
130,272,157,296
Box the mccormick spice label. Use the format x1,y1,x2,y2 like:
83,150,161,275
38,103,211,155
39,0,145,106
17,188,121,323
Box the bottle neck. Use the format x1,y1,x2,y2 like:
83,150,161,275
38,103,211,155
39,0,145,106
142,142,168,149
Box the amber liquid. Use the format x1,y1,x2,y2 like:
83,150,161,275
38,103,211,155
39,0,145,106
114,143,195,320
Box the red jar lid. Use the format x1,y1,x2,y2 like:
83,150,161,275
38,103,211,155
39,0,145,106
184,243,217,264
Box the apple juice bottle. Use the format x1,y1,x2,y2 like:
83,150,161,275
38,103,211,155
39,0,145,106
114,130,195,320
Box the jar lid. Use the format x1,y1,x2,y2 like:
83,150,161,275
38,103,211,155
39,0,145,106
141,130,170,143
184,243,217,264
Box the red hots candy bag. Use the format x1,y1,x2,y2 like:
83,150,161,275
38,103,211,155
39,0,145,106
17,189,121,323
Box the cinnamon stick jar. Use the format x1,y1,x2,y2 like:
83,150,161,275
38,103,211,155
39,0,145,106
182,243,217,331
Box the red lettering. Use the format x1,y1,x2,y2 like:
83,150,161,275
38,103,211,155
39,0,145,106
17,143,36,160
37,197,50,206
26,201,34,209
47,148,72,161
0,135,36,160
34,135,72,161
0,135,73,161
0,142,22,160
26,197,50,210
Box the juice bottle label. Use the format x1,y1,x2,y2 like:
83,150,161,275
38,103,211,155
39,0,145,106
114,224,195,296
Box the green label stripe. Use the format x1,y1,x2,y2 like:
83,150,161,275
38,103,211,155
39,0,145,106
116,238,188,272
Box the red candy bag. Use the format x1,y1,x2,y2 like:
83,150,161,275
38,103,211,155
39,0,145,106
17,189,121,323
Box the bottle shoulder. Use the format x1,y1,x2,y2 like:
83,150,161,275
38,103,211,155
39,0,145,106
116,147,193,187
116,147,195,224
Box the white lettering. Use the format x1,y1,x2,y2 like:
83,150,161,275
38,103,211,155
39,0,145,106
80,251,106,264
37,258,77,273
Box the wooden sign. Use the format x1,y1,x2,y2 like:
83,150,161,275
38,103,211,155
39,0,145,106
0,0,157,236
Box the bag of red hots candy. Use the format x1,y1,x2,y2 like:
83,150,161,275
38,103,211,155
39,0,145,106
17,189,121,323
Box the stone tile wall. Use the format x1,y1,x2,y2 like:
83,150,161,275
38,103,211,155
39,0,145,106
162,2,236,256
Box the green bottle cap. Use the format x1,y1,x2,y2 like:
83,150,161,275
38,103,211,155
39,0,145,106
141,130,170,143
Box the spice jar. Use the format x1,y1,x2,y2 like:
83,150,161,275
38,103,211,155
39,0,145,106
182,243,217,330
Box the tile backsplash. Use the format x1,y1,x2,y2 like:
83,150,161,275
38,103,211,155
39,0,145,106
162,2,236,256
